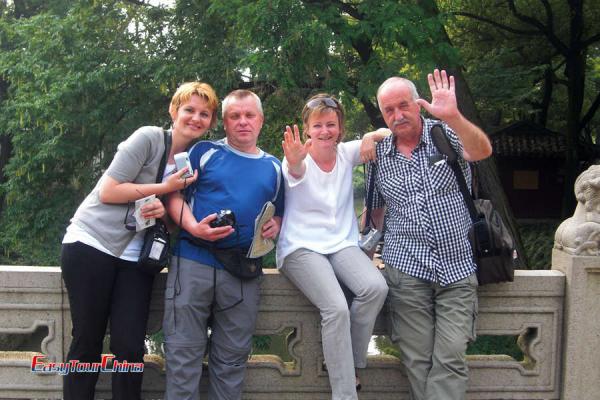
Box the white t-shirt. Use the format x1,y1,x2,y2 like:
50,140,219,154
276,140,363,268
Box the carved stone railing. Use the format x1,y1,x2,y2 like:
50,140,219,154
0,265,572,400
3,165,600,399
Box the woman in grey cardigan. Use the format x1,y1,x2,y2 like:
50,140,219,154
60,82,219,400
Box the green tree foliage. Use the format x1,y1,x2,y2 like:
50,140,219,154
179,0,465,157
0,0,597,265
0,0,72,226
0,1,171,263
0,0,505,264
207,0,459,122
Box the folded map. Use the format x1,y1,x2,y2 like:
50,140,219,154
247,201,276,258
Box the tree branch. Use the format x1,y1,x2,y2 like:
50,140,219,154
122,0,159,7
582,32,600,48
506,0,568,55
539,0,554,35
304,0,363,21
304,0,372,63
330,0,363,20
580,91,600,131
552,58,565,73
452,12,541,35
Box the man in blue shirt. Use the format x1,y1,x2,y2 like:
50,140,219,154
163,90,284,400
366,70,492,400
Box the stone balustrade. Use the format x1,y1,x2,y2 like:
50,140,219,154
2,251,597,399
3,163,600,399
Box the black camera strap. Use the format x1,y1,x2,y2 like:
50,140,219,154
123,129,172,230
149,129,171,233
429,124,478,222
362,162,377,234
156,129,171,186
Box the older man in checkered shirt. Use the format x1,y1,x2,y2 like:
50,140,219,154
366,69,492,400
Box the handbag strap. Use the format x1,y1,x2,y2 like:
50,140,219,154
429,124,478,222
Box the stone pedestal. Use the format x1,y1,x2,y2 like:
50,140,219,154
551,249,600,400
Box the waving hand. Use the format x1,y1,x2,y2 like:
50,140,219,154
281,124,311,179
416,69,460,121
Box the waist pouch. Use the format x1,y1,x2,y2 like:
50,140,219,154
182,237,263,280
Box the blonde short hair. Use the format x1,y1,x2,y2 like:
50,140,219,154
301,93,345,143
169,82,219,129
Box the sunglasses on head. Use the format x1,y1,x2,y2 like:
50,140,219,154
305,97,339,110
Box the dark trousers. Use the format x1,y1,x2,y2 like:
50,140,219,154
61,242,155,400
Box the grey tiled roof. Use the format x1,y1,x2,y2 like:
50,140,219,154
491,121,566,158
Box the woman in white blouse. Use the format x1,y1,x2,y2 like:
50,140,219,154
276,94,389,400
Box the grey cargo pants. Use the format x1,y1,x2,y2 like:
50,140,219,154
383,268,478,400
163,257,261,400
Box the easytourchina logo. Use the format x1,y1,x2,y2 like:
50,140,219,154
31,355,144,375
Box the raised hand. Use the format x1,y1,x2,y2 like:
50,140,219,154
282,124,311,165
281,124,311,178
416,69,460,122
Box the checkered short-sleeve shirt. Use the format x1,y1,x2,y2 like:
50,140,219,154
366,118,476,286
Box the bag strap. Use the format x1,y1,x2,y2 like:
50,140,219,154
123,129,171,230
271,161,282,203
151,129,171,230
156,129,171,184
362,162,377,234
429,124,478,222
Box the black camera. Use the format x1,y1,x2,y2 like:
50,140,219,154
210,209,236,228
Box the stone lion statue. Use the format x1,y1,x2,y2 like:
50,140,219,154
554,164,600,255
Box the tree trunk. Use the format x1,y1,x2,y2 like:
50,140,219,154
537,67,553,126
362,98,385,129
561,0,586,217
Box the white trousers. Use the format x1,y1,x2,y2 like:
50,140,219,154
281,246,388,400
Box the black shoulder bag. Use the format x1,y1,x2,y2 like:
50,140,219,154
138,129,171,275
430,124,518,285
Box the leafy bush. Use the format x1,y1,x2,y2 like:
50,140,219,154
518,220,561,269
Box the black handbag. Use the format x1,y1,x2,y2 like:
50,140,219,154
430,124,519,285
137,129,171,274
139,219,170,274
468,198,517,284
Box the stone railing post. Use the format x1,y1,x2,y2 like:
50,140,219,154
552,164,600,400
